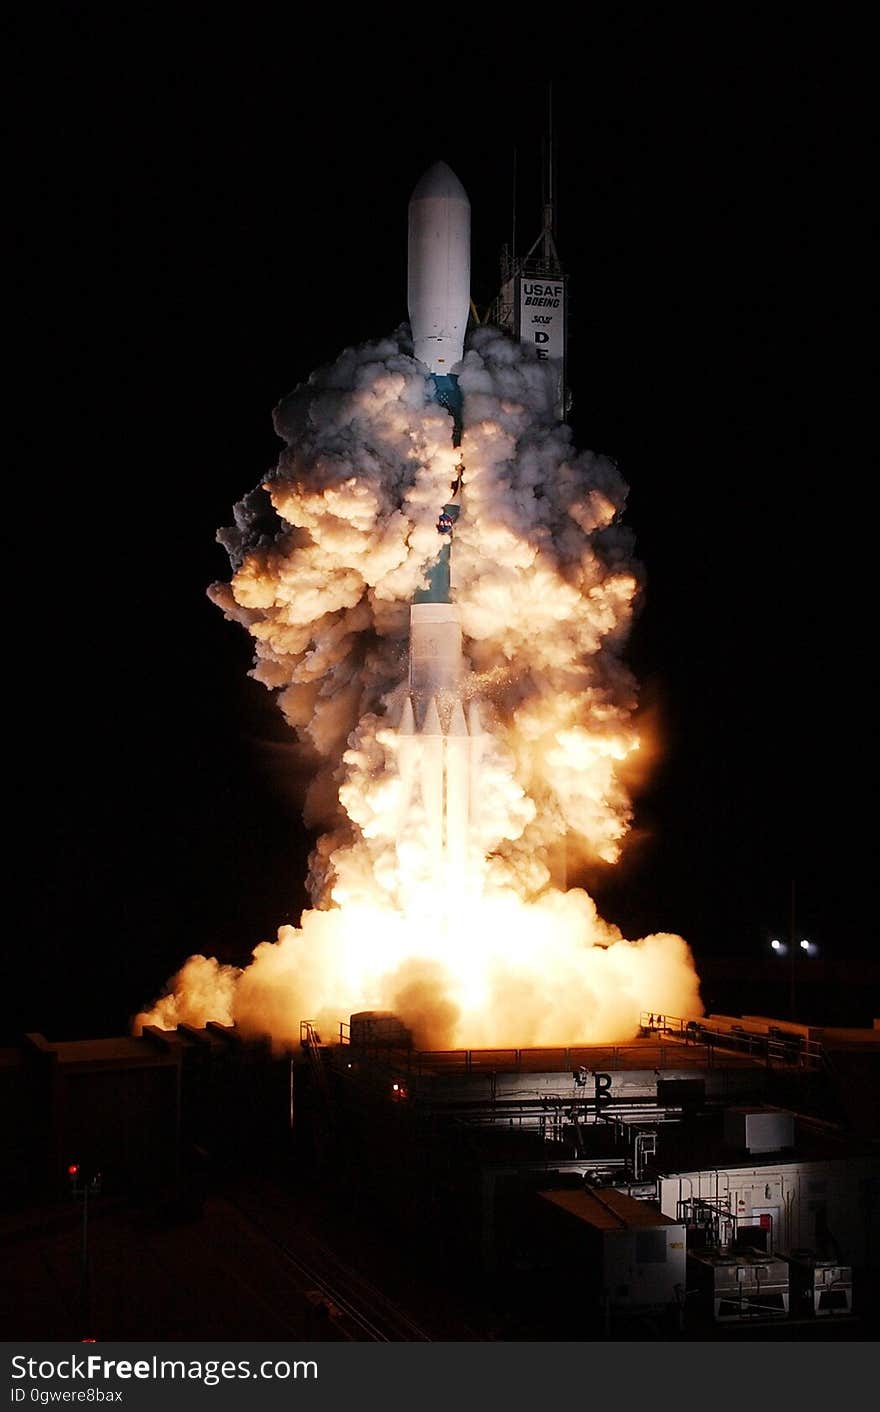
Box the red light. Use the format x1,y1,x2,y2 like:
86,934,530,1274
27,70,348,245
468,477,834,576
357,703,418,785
68,1164,79,1176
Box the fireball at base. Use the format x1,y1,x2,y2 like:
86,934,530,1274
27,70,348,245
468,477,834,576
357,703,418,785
138,889,701,1052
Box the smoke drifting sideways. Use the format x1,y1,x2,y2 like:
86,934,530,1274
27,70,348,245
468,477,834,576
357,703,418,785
135,326,702,1050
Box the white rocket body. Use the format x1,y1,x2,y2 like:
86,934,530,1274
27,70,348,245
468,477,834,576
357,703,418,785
399,163,482,882
407,162,471,374
398,605,480,879
408,602,462,697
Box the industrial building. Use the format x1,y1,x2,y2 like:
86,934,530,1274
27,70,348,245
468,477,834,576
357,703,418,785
2,1010,878,1339
310,1010,880,1336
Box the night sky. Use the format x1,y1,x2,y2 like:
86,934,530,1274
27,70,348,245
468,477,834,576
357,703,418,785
6,10,875,1042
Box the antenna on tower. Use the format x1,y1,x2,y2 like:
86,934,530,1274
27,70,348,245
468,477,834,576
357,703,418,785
511,146,517,271
534,82,561,273
543,83,554,264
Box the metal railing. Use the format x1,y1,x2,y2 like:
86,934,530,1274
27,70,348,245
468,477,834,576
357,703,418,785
330,1040,716,1078
328,1013,827,1079
640,1013,827,1070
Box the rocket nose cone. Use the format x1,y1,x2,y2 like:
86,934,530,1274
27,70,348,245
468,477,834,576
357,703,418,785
410,161,470,206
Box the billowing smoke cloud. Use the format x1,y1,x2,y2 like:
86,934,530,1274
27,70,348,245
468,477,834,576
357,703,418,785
136,326,702,1048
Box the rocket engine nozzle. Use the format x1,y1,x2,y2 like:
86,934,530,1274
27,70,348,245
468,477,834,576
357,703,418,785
396,688,484,885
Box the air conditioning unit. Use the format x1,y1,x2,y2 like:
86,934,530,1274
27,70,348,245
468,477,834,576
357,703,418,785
348,1011,412,1048
723,1108,794,1153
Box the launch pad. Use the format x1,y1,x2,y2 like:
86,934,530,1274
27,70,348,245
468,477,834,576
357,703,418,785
299,1008,880,1334
4,1009,878,1340
316,1009,829,1137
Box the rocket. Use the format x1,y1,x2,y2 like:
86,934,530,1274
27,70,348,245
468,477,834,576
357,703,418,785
399,162,483,877
407,161,470,378
406,159,469,701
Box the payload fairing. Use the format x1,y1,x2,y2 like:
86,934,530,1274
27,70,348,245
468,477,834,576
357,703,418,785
407,161,470,378
400,162,482,877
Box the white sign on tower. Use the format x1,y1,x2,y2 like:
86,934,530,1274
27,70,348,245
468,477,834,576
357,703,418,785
517,275,566,419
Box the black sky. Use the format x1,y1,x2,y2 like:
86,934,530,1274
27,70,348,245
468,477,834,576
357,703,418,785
6,9,876,1041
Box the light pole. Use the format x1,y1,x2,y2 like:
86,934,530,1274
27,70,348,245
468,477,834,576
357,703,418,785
789,876,796,1020
68,1163,102,1338
770,879,815,1022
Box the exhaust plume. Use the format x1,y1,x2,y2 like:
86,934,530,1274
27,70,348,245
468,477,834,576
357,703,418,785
136,325,702,1049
